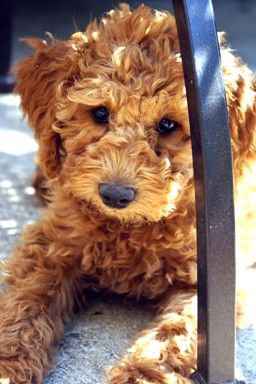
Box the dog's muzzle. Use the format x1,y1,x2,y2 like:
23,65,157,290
99,182,136,209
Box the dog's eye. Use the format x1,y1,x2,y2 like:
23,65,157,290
157,118,180,135
91,106,109,124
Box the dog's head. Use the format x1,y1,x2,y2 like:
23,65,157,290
15,4,256,224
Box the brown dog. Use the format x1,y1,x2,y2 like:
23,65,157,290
0,4,256,383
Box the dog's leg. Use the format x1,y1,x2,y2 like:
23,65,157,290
107,288,196,384
0,223,83,384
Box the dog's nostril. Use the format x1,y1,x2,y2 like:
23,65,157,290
99,183,136,209
120,199,129,204
102,195,111,203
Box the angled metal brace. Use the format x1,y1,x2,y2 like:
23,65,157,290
171,0,243,383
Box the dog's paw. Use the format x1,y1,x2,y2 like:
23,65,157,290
106,362,193,384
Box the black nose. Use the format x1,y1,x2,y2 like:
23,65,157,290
99,183,136,209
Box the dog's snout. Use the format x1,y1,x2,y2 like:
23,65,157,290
99,183,135,209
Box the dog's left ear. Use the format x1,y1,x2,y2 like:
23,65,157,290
221,43,256,176
15,38,78,178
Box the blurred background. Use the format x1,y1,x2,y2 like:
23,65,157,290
6,0,256,72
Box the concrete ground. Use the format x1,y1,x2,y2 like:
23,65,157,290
1,1,256,383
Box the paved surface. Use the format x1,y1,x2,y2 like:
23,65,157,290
1,1,256,383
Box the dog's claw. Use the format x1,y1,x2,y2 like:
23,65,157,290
0,378,10,384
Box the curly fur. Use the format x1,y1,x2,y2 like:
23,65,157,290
0,4,256,383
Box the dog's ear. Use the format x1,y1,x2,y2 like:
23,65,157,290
221,45,256,176
15,38,77,178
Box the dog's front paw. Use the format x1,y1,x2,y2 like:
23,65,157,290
106,360,193,384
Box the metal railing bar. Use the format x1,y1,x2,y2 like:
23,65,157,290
172,0,237,382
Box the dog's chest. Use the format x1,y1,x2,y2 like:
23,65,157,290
80,226,197,299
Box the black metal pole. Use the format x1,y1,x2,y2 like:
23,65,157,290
172,0,238,383
0,0,15,93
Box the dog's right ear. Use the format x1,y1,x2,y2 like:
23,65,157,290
15,38,78,178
